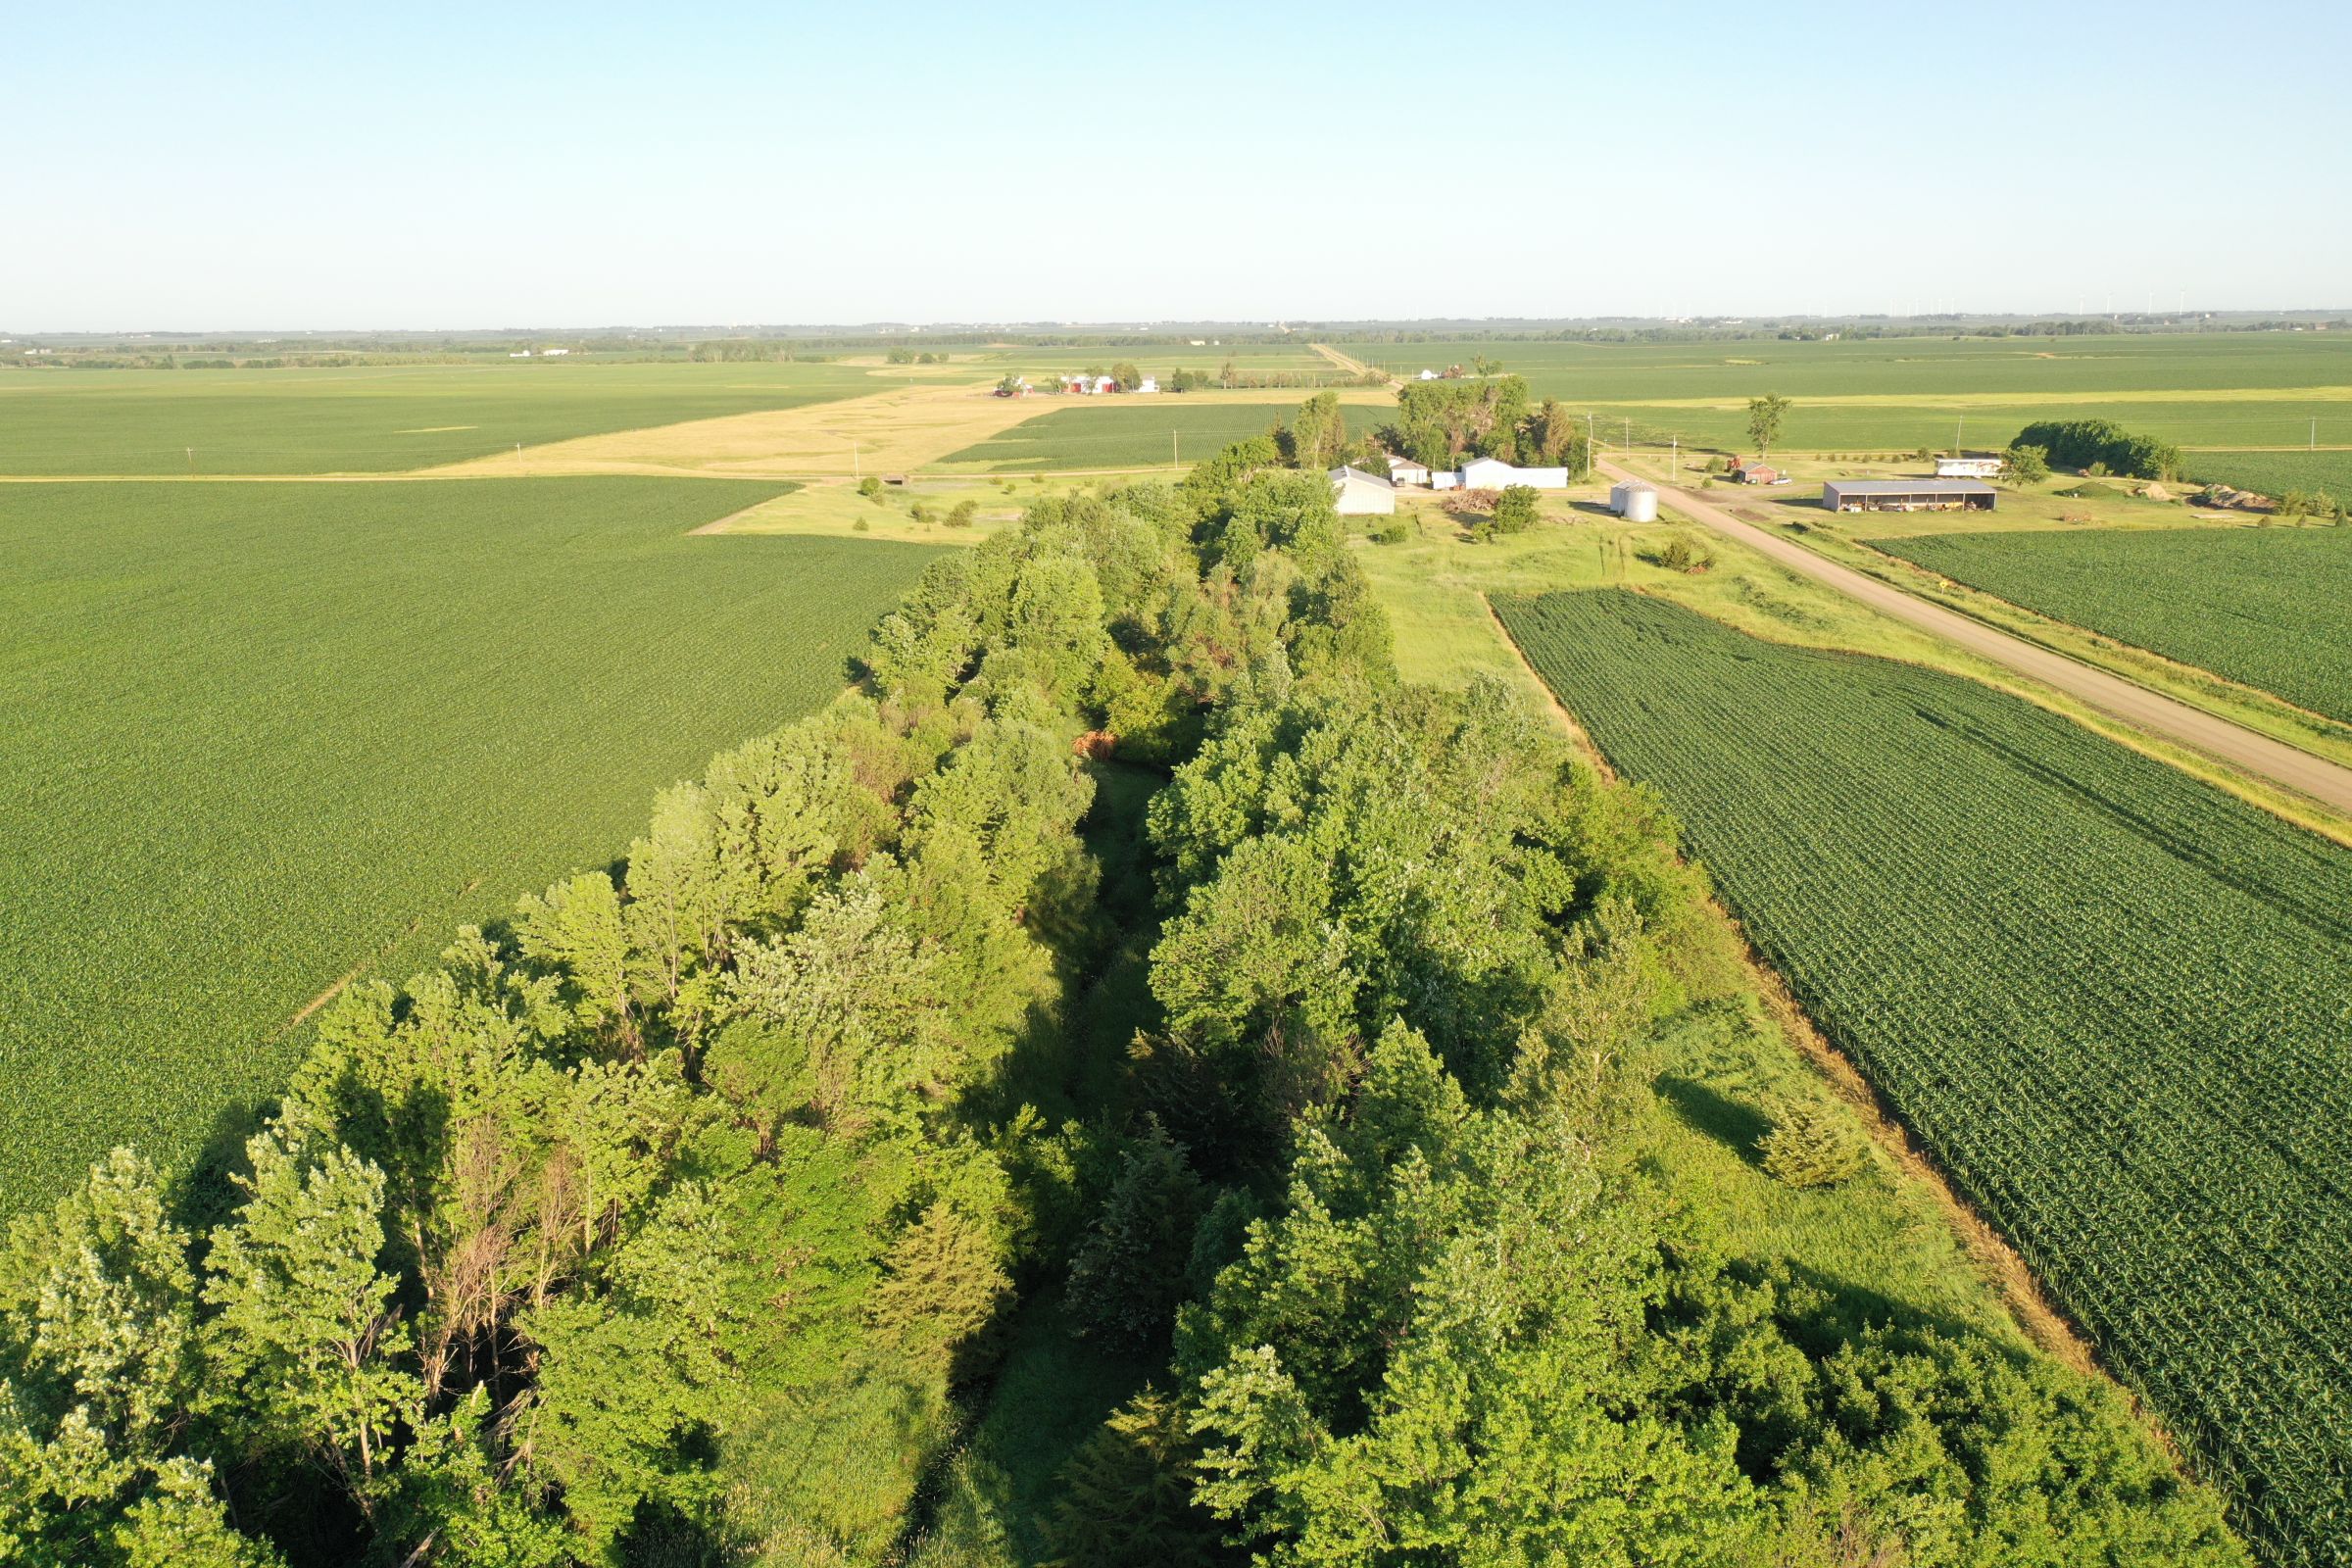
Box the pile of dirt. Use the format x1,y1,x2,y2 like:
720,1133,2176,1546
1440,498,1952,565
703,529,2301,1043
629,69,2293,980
2193,483,2275,512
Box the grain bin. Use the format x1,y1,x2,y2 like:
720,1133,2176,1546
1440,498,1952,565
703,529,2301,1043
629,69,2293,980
1611,481,1658,522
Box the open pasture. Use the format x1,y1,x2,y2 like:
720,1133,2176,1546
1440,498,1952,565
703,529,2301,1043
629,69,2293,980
0,359,881,475
1871,524,2352,725
1496,587,2352,1567
0,476,939,1210
940,398,1389,471
1343,333,2352,454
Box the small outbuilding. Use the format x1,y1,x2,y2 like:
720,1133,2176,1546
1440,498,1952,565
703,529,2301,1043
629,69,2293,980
1329,465,1397,515
1935,455,2004,478
1727,457,1784,485
1822,478,1996,514
1609,480,1659,521
1385,454,1433,486
1460,456,1571,490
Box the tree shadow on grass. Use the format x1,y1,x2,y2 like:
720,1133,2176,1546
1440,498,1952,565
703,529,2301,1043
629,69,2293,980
1654,1073,1772,1167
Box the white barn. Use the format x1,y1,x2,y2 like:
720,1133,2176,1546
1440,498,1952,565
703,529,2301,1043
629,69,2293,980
1385,454,1433,486
1329,466,1397,515
1460,456,1571,490
1935,455,2004,478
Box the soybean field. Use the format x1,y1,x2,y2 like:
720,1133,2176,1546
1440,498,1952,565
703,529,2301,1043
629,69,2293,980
0,359,880,474
0,477,939,1210
2185,450,2352,503
1871,524,2352,724
1494,587,2352,1568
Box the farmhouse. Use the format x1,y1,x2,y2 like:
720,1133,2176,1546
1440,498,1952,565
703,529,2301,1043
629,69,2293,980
1821,477,1997,514
1460,456,1570,490
1329,465,1397,514
1935,454,2004,478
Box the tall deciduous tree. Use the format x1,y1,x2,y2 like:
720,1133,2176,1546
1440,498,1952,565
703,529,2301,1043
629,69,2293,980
202,1123,418,1502
1746,393,1791,461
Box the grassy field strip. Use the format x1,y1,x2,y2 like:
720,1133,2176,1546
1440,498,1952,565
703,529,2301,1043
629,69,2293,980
0,476,941,1211
1495,588,2352,1567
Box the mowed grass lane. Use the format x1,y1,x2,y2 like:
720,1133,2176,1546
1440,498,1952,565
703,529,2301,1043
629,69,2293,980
0,477,940,1209
941,400,1388,471
0,360,881,474
1871,525,2352,725
1494,588,2352,1567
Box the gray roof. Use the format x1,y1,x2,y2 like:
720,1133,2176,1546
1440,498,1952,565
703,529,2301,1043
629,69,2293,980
1330,465,1396,489
1822,477,1995,496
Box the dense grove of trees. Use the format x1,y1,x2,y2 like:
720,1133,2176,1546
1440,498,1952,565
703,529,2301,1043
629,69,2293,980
1377,376,1591,474
2012,418,2182,479
0,450,2247,1565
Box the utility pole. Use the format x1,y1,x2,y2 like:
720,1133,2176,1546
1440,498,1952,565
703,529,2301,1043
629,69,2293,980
1624,416,1632,451
853,440,860,481
185,447,194,473
1955,416,1964,455
1671,436,1679,482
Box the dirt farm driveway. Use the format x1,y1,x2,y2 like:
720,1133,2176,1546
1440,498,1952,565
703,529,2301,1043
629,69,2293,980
1598,459,2352,816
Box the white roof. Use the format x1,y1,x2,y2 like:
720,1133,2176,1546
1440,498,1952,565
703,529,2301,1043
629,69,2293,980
1329,465,1396,489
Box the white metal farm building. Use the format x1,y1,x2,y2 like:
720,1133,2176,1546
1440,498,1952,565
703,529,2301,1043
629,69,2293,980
1329,466,1397,514
1460,457,1571,490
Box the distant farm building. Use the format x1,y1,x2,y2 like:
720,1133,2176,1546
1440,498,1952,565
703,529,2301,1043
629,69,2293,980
1060,374,1117,395
1822,478,1997,514
1460,456,1570,490
1416,368,1441,381
1329,465,1397,514
1608,480,1659,521
1727,457,1784,485
1135,376,1159,394
542,347,570,358
1936,455,2004,478
1386,454,1433,486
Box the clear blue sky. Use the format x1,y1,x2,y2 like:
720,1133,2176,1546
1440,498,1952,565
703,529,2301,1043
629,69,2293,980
7,0,2346,331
